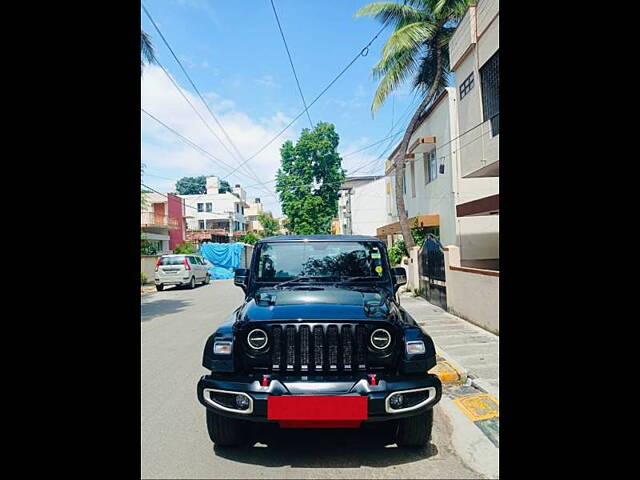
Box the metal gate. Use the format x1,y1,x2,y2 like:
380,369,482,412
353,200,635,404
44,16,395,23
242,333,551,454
418,235,447,309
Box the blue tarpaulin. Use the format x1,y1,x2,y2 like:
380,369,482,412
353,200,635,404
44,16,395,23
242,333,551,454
199,243,245,280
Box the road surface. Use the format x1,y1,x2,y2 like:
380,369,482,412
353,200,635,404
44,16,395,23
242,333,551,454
141,280,482,479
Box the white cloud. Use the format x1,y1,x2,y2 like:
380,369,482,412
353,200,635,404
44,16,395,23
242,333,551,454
141,65,297,216
255,75,280,88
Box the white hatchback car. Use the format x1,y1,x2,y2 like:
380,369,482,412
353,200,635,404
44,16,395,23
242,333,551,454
154,254,211,291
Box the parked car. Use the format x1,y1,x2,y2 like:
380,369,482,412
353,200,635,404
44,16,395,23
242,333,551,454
196,235,441,448
155,254,210,291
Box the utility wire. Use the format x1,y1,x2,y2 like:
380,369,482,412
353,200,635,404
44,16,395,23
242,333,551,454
269,0,312,128
238,21,390,167
141,108,279,201
142,3,275,196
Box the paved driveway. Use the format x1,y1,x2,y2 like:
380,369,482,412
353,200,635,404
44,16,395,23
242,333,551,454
141,280,482,479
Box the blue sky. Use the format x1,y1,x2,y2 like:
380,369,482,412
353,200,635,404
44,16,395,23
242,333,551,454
141,0,429,217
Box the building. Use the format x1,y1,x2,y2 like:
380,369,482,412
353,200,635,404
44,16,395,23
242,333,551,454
141,192,186,254
378,85,499,269
245,197,264,233
333,176,388,236
178,176,249,244
448,0,499,247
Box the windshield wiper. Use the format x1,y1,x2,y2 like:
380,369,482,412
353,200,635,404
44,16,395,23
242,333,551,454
274,276,336,289
339,276,384,282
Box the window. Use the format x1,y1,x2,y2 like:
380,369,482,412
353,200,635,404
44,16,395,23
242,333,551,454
241,206,244,215
410,161,416,197
198,220,205,229
187,256,197,265
425,149,437,183
459,72,474,99
197,203,204,212
403,171,407,195
205,202,212,212
480,51,499,136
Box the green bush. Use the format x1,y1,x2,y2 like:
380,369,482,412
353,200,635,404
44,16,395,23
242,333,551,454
239,231,260,245
173,242,196,254
388,239,408,266
141,272,148,285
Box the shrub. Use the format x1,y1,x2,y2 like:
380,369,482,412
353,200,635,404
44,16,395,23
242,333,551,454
141,272,148,285
173,242,196,254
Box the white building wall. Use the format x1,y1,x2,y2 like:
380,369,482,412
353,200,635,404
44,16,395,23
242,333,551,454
349,178,387,237
178,192,246,231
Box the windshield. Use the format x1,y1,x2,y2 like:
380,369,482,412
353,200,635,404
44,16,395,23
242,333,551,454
255,241,389,283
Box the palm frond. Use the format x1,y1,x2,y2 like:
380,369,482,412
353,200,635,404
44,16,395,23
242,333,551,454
141,30,156,65
379,21,438,66
371,48,421,113
355,2,426,27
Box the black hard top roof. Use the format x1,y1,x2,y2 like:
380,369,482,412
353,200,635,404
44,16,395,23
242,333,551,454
257,234,383,243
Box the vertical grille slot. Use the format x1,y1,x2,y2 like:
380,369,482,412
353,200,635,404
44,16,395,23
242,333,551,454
313,325,324,371
341,325,352,371
327,325,339,371
355,325,367,370
286,325,296,371
271,325,282,371
299,325,310,371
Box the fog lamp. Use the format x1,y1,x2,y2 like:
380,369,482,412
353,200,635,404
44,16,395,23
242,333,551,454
235,394,250,410
406,341,425,355
389,393,404,409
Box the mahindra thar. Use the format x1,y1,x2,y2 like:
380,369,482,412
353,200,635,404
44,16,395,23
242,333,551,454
197,235,442,448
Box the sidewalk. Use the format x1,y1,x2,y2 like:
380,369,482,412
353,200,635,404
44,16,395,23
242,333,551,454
400,292,499,399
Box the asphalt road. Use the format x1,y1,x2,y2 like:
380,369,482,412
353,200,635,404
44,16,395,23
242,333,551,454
141,280,482,479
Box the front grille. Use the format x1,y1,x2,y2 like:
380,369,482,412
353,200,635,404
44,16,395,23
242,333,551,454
263,323,373,373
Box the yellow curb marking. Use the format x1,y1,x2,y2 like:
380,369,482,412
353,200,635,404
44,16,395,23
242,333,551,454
454,393,499,422
430,361,461,384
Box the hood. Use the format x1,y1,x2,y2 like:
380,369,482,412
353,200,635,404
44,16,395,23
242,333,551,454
240,286,392,322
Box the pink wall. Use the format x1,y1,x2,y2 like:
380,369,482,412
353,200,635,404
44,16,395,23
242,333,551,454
167,193,185,250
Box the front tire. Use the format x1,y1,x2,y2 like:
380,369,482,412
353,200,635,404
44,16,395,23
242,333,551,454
155,284,164,291
396,409,433,448
203,274,210,285
206,410,249,447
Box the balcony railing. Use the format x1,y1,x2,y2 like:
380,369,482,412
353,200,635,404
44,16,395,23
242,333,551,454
141,212,180,229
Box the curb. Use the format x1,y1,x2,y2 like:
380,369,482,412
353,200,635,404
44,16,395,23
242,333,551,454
427,344,468,385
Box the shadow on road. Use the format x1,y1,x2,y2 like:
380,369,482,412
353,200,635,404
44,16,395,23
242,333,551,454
141,299,192,322
213,428,438,468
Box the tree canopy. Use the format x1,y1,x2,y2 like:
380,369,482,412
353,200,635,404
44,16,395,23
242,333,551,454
276,122,345,235
175,176,232,195
258,212,280,237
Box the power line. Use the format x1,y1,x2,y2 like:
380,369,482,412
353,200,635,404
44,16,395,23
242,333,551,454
239,20,390,166
141,108,278,201
269,0,312,129
142,3,275,197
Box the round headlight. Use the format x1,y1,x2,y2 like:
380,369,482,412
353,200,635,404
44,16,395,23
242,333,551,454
370,328,391,350
247,329,268,350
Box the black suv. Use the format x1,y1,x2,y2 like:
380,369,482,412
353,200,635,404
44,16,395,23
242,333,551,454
197,235,442,447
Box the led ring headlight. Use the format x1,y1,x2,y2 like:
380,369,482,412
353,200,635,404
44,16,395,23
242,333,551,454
247,329,268,350
370,328,391,350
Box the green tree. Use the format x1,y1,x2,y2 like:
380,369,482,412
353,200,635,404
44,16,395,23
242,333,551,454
175,176,232,195
141,29,156,74
356,0,470,248
258,212,280,237
276,122,345,235
238,231,260,245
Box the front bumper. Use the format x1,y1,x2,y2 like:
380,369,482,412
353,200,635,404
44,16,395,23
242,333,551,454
196,373,442,425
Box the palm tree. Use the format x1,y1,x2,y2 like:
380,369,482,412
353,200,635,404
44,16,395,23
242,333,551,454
356,0,470,248
141,29,156,74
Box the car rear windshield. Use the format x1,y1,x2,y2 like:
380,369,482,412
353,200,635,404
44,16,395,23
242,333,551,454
255,241,389,282
159,256,185,266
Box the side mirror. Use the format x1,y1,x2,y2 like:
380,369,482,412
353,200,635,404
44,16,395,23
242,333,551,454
234,268,249,290
392,266,407,286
